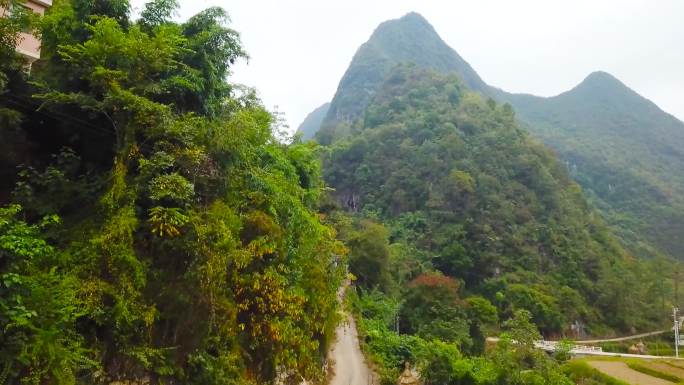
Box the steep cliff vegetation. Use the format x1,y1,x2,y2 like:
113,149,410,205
316,12,488,145
326,65,671,334
0,1,342,383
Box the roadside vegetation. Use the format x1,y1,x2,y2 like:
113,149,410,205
1,0,343,383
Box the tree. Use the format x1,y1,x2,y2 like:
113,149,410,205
139,0,179,30
466,296,498,353
348,220,391,291
400,273,471,348
502,309,541,348
0,205,91,383
0,2,344,383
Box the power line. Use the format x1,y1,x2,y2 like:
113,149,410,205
1,94,115,137
0,94,162,156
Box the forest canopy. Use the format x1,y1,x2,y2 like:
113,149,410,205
320,66,675,381
0,1,343,383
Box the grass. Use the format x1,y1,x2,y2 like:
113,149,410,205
626,361,683,383
563,360,629,385
571,356,684,384
666,361,684,370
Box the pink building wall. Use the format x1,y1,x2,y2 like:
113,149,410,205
1,0,52,62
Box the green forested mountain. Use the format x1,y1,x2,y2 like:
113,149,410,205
296,102,329,141
316,12,488,144
494,73,684,259
323,64,673,384
307,11,681,382
326,65,667,334
0,1,342,383
307,12,684,262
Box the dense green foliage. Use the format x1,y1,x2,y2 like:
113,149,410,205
0,0,35,193
349,289,573,385
325,66,671,337
316,63,679,383
307,11,684,263
316,12,488,144
496,73,684,260
0,1,343,383
4,5,683,384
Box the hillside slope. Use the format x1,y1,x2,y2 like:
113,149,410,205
324,66,667,334
0,2,343,383
495,73,684,258
306,12,684,260
316,12,488,144
296,102,330,141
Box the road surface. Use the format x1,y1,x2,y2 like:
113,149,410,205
328,313,373,385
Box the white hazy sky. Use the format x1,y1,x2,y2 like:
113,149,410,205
130,0,684,131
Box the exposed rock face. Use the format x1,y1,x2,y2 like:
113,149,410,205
397,362,420,385
296,102,330,141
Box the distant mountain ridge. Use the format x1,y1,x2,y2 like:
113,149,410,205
296,102,330,141
496,71,684,259
299,12,684,259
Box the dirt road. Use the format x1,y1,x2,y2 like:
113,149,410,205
328,314,373,385
588,361,672,385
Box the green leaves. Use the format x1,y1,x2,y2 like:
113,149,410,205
1,1,343,382
148,173,195,204
352,289,570,385
324,66,663,337
501,309,542,348
0,205,55,259
139,0,180,30
148,206,189,237
0,205,95,384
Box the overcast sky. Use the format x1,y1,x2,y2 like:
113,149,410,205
131,0,684,132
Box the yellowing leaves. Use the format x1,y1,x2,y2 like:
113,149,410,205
147,206,189,237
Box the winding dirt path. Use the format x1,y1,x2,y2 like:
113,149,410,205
328,314,373,385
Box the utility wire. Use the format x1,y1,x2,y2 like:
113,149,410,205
1,94,115,136
1,93,162,156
